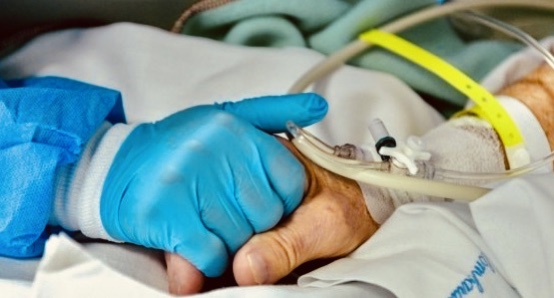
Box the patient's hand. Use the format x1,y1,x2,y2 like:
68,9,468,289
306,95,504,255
232,139,378,285
499,63,554,150
165,137,379,294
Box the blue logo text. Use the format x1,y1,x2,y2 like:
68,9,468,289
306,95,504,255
449,253,496,298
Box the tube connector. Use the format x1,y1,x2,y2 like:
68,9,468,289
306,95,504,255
368,118,397,161
379,136,431,175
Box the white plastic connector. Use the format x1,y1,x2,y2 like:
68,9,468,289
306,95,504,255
379,136,431,175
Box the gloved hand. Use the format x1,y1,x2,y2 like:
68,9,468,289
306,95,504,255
100,93,328,277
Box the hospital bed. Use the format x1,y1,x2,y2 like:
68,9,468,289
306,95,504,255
1,1,553,297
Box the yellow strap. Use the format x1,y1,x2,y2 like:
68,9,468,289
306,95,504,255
359,29,528,168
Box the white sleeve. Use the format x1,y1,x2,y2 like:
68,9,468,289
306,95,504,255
51,122,137,241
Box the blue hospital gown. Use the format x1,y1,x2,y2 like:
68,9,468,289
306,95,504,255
0,76,124,258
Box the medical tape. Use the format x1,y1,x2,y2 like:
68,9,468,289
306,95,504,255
358,29,529,168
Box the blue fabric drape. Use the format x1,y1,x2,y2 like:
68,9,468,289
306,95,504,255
0,76,123,258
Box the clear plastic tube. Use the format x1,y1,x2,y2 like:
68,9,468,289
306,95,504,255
288,122,491,201
291,119,554,197
287,122,387,169
434,152,554,181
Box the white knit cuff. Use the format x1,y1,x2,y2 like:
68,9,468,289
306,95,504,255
52,122,137,241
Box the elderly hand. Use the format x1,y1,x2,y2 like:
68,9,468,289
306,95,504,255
166,137,379,294
232,138,379,285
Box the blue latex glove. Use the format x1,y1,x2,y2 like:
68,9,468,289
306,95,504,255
100,93,327,277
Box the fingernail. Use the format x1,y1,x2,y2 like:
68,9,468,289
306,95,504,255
247,253,268,285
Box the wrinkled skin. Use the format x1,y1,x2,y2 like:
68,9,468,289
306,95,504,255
165,137,379,295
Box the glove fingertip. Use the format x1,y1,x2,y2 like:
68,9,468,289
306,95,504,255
175,236,228,278
214,93,328,132
294,92,328,126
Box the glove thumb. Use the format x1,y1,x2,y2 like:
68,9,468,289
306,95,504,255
215,93,328,133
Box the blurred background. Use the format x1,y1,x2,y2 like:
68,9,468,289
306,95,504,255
0,0,197,34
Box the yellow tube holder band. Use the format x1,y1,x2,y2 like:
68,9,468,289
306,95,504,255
358,29,529,169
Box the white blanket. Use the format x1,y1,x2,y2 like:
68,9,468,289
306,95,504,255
0,23,552,297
